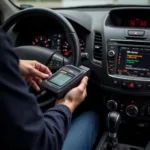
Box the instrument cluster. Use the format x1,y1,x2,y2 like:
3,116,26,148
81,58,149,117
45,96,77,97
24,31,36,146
19,33,86,57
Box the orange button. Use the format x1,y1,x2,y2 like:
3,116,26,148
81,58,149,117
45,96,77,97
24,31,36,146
129,82,135,88
60,70,67,74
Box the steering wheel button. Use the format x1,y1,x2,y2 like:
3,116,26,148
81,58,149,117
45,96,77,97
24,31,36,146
56,61,61,67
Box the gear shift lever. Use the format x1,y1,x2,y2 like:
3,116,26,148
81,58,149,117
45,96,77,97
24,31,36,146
108,111,121,138
106,112,121,150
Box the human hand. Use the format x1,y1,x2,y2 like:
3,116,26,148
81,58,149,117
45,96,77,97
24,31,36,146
19,60,52,92
56,76,88,112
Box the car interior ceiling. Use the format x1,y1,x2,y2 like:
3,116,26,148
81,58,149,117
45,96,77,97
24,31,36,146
1,0,150,150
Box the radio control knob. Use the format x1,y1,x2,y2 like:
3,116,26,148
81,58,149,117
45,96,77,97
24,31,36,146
126,105,138,117
107,100,118,111
108,50,115,57
148,107,150,115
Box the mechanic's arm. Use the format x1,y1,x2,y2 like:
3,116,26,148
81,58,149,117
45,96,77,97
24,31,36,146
0,29,88,150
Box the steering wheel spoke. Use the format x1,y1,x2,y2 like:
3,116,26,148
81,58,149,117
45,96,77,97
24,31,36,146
47,52,70,70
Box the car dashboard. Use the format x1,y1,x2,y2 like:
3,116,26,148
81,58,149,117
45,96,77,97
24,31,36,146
6,6,150,123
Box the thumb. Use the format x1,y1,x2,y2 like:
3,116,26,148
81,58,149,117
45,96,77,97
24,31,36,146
30,67,49,79
78,76,88,91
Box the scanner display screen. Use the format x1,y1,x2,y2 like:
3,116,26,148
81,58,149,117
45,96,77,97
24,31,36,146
50,72,73,86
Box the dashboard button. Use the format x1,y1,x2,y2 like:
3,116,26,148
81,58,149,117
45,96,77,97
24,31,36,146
108,60,114,64
107,100,118,111
126,105,138,117
120,46,130,50
108,64,114,68
135,82,144,89
109,68,115,74
120,109,124,115
113,79,120,86
145,48,150,51
121,81,129,88
140,48,144,51
146,83,150,89
129,82,135,89
108,50,115,58
128,30,145,36
132,47,139,50
108,45,117,50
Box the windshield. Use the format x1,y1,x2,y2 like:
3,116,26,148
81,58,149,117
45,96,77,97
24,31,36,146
10,0,149,8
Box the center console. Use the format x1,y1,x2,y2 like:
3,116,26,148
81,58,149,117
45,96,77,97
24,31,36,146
105,40,150,120
95,7,150,150
104,39,150,122
105,40,150,119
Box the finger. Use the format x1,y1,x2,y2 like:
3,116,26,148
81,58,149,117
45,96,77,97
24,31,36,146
41,66,52,76
35,62,52,76
30,67,49,79
77,76,89,92
27,77,41,91
25,76,33,83
30,80,40,92
82,89,87,98
33,76,42,85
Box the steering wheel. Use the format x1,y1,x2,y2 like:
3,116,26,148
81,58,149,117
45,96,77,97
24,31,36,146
2,8,81,107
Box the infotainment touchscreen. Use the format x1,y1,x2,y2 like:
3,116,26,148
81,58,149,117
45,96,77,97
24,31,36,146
116,47,150,77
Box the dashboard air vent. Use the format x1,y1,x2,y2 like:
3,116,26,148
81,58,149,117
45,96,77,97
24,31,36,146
93,32,103,64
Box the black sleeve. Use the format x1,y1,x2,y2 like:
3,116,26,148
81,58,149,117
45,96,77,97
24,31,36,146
0,28,72,150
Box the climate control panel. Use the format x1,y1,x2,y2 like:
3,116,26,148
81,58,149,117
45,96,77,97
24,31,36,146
105,97,150,120
106,100,139,118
